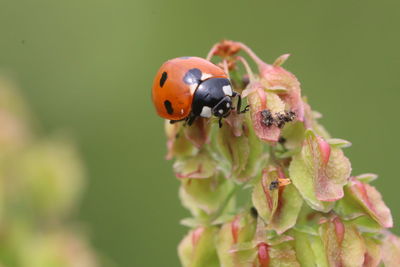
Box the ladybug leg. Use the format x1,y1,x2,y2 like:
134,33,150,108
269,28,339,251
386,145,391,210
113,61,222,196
169,119,185,124
236,93,250,114
218,117,223,128
186,113,197,126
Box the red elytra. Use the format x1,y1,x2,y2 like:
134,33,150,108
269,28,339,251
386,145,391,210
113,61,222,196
152,57,228,121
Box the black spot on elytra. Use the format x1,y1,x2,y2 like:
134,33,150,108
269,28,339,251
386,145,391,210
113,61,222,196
164,100,174,115
183,68,202,85
159,72,167,87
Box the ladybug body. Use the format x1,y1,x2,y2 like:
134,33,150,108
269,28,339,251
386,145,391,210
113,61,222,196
152,57,243,126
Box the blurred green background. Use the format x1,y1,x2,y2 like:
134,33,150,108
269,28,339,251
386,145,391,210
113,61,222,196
0,0,399,266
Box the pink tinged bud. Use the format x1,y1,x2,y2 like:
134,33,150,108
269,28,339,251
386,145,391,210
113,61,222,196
184,117,211,148
206,40,242,60
215,212,258,267
252,167,302,234
251,110,281,142
320,217,365,267
164,120,195,160
178,227,220,267
289,130,351,211
257,57,305,122
257,243,270,267
245,84,283,143
349,178,393,228
382,232,400,266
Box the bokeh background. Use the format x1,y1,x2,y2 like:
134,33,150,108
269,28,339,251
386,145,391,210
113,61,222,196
0,0,399,266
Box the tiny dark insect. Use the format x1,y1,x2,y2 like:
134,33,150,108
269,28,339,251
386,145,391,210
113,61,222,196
269,180,280,190
269,178,292,190
261,110,274,127
261,109,296,128
274,112,287,128
284,111,296,122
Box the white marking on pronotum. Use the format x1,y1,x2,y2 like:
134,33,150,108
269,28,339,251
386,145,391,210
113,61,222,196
226,102,230,108
180,109,184,115
200,106,212,118
218,109,224,115
201,73,212,80
189,83,198,94
222,85,233,96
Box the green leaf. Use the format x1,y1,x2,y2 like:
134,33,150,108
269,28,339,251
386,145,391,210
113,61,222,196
354,173,378,183
327,138,352,148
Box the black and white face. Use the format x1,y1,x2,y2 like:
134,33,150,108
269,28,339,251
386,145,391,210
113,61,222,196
192,78,235,119
212,96,232,118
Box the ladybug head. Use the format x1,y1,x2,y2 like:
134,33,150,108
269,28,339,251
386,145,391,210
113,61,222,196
192,77,236,121
212,95,232,118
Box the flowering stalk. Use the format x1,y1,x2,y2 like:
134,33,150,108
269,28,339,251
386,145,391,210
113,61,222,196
0,78,99,266
164,41,399,266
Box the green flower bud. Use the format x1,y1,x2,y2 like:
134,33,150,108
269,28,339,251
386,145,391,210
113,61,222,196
335,176,393,229
319,216,365,267
252,166,303,234
289,129,351,212
215,210,257,267
179,173,235,217
178,227,220,267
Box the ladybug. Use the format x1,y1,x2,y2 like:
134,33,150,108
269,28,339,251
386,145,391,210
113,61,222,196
152,57,247,127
